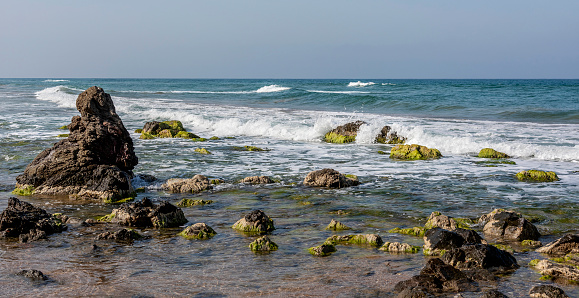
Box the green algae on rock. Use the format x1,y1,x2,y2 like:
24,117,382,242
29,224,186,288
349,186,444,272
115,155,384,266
139,120,200,140
379,242,421,253
323,121,365,144
303,168,360,188
232,210,275,235
375,125,406,144
478,148,510,158
57,134,69,138
178,223,216,240
104,196,135,204
324,132,356,144
308,244,337,257
58,125,69,130
324,234,383,247
389,227,426,237
233,145,270,152
516,170,559,182
194,148,211,154
12,185,35,196
249,235,278,252
325,219,351,231
134,129,143,133
176,198,213,207
389,144,442,160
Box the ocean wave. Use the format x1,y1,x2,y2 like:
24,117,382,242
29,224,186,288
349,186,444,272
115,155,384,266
35,86,77,108
382,83,396,86
43,79,70,82
124,85,290,95
307,90,370,94
255,85,291,93
348,81,375,87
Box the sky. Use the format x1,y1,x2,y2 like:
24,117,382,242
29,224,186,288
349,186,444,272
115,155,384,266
1,1,578,79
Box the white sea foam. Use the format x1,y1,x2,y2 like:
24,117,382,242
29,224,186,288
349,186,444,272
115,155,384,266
348,81,375,87
307,90,370,94
146,85,291,95
43,79,69,82
382,83,396,86
35,86,77,108
255,85,291,93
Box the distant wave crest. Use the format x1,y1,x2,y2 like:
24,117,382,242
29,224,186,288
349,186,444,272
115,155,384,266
255,85,291,93
348,81,375,87
43,79,69,82
35,86,77,108
307,90,370,94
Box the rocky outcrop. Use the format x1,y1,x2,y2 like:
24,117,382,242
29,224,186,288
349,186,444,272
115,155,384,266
303,168,360,188
232,210,275,234
0,197,67,243
106,198,187,228
442,244,519,272
249,235,278,252
96,228,142,243
423,228,468,256
375,125,406,144
529,285,570,298
516,170,559,182
478,148,510,159
478,209,540,241
390,144,442,160
139,120,199,139
324,121,365,143
178,223,216,240
15,87,138,201
162,175,212,193
536,234,579,255
240,176,275,184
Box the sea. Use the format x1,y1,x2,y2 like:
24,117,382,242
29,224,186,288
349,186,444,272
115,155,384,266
0,79,578,297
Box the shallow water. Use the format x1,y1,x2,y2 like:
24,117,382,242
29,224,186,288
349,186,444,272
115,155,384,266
1,79,578,296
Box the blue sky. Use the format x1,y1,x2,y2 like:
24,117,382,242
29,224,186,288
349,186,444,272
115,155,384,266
1,1,578,78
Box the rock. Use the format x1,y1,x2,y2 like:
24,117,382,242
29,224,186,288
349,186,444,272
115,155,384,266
303,168,360,188
176,198,213,207
325,219,351,231
240,176,275,184
393,258,476,294
107,198,187,228
15,87,138,201
140,120,199,140
423,228,466,256
530,259,579,282
162,175,212,193
232,145,269,151
442,244,519,272
308,244,337,257
96,228,142,242
136,174,157,183
249,235,278,252
16,269,48,281
481,289,510,298
389,226,427,237
194,148,211,154
324,121,365,143
390,144,442,160
478,148,510,159
379,242,420,253
0,197,67,243
529,285,570,298
522,240,543,248
424,211,458,230
232,210,275,234
396,287,434,298
478,209,540,241
536,234,579,255
178,223,216,240
324,234,383,247
516,170,559,182
375,125,406,144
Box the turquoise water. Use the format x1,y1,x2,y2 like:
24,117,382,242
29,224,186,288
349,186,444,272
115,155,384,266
0,79,578,296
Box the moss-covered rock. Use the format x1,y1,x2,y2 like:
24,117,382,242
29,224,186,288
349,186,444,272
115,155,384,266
57,134,69,138
377,150,387,155
139,132,155,139
158,129,177,138
323,121,365,144
308,244,337,257
232,210,275,235
209,136,220,140
12,185,35,196
249,235,278,252
104,196,135,204
324,132,356,144
58,125,69,130
389,227,426,237
139,120,200,140
194,148,211,154
178,223,216,240
516,170,559,182
379,242,421,253
176,198,213,207
325,219,351,231
390,144,442,160
478,148,510,159
522,240,542,248
324,234,383,247
303,168,360,188
233,145,270,151
375,125,406,144
134,129,143,133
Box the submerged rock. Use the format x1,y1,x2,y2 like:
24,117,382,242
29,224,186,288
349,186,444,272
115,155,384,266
176,198,213,207
178,223,216,240
249,235,278,252
516,170,559,182
442,244,519,272
390,144,442,160
479,209,540,241
529,285,570,298
530,259,579,282
375,125,406,144
536,234,579,255
394,258,476,295
15,86,138,201
0,197,67,243
240,176,275,184
107,198,187,228
324,234,383,247
162,175,212,193
308,244,337,257
232,210,275,234
379,242,420,253
478,148,510,159
96,228,142,243
16,269,48,281
140,120,199,140
325,219,351,231
481,289,510,298
303,168,360,188
324,121,365,144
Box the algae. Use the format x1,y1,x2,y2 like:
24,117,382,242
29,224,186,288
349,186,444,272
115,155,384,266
390,144,442,160
194,148,211,154
478,148,510,159
57,134,69,138
104,196,135,204
233,146,270,152
176,198,214,207
325,219,351,231
209,136,220,140
139,132,155,140
97,213,115,222
388,227,426,237
379,242,421,253
12,185,35,196
249,236,278,252
58,125,69,130
324,234,383,247
516,170,559,182
324,132,356,144
308,244,337,257
134,129,143,133
178,223,216,240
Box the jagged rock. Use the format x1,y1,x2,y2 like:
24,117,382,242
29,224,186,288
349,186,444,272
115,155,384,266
424,211,458,230
390,144,442,160
96,228,142,243
240,176,275,184
516,170,559,182
324,121,365,143
379,242,420,253
442,244,519,272
178,223,216,240
308,244,337,257
0,197,67,243
249,235,278,252
162,175,212,193
536,234,579,255
17,269,48,281
324,234,383,247
108,198,187,228
479,209,540,241
531,259,579,282
529,285,570,298
478,148,510,159
375,125,406,144
232,210,275,234
15,87,138,201
423,228,466,256
393,258,476,294
481,289,510,298
303,168,360,188
325,219,351,231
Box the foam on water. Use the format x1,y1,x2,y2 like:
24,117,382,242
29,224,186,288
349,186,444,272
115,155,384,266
43,79,69,82
348,81,375,87
307,90,370,94
35,86,78,108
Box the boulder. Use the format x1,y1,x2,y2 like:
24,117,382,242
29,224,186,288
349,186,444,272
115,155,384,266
178,223,216,240
516,170,559,182
0,197,67,243
424,211,458,230
162,175,212,193
308,244,337,257
478,209,540,241
393,258,476,294
15,87,138,201
379,242,420,253
529,285,570,298
536,234,579,255
375,125,406,144
232,210,275,234
530,259,579,282
422,228,465,256
478,148,510,159
240,176,275,184
324,121,365,143
442,244,519,272
140,120,199,140
390,144,442,160
249,235,278,252
325,219,351,231
303,168,360,188
481,289,510,298
96,228,142,243
17,269,48,281
107,198,187,228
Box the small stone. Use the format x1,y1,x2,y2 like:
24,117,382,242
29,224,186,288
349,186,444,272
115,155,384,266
303,168,360,188
162,175,212,193
176,198,213,207
17,269,48,281
324,234,383,247
478,148,510,158
232,210,275,234
249,235,278,252
325,219,351,231
308,244,337,257
240,176,275,184
379,242,420,253
178,223,216,240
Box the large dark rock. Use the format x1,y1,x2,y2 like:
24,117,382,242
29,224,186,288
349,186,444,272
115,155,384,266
423,228,465,256
15,87,138,201
0,197,66,242
536,234,579,255
96,228,142,243
529,285,569,298
442,244,519,272
108,198,187,228
394,258,476,294
303,168,360,188
479,209,540,241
